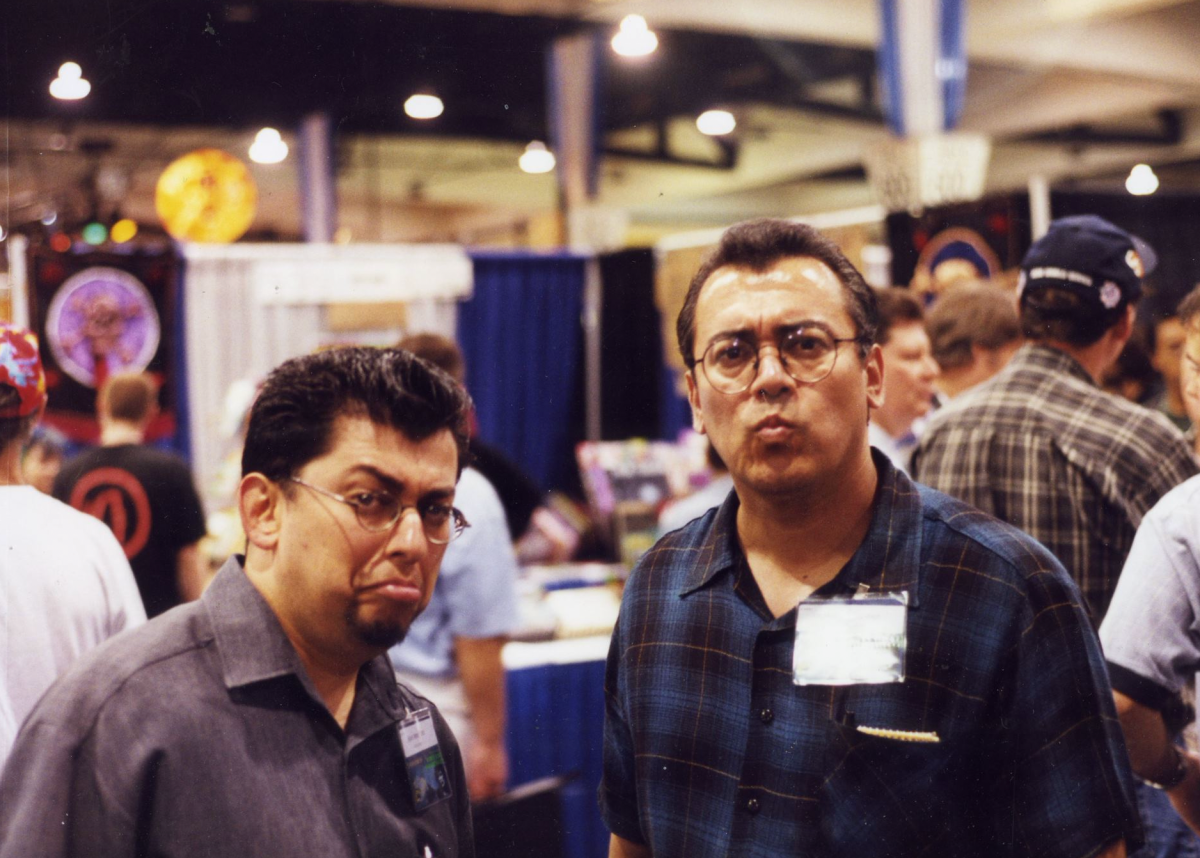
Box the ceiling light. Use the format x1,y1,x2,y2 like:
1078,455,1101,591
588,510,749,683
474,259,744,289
1125,163,1158,196
50,62,91,100
612,15,658,57
40,210,58,226
249,127,289,164
696,109,736,136
405,94,444,120
519,141,556,174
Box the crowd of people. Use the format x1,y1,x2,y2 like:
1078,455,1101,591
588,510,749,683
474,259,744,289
3,211,1200,857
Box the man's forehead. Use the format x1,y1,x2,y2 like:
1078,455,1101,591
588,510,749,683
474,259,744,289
696,256,849,325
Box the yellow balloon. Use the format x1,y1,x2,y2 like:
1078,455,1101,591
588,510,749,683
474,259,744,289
155,149,257,243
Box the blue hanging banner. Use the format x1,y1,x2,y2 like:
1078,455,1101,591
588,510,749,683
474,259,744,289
877,0,967,137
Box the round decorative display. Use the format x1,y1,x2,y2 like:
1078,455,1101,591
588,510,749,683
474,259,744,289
155,148,257,243
45,267,161,388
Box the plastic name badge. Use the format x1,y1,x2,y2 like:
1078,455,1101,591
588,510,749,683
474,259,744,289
399,708,453,811
792,592,908,686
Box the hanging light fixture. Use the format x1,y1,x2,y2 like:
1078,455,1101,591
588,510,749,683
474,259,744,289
696,109,736,136
519,141,556,174
50,62,91,100
1125,163,1159,196
249,128,289,164
405,94,444,120
612,15,658,57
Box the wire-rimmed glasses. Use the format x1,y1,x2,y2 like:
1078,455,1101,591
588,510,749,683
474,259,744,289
693,325,868,395
287,477,470,544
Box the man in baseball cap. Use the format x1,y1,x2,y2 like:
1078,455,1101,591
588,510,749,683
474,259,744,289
0,323,144,769
915,214,1196,621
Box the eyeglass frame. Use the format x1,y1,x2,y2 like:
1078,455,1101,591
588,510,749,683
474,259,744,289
687,324,872,395
285,476,470,544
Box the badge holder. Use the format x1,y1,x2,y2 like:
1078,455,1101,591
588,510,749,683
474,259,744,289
793,591,908,686
399,707,454,811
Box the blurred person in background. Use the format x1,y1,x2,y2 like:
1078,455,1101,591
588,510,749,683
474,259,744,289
925,282,1022,399
20,424,68,494
1150,311,1192,433
0,324,144,770
1103,331,1160,405
656,442,734,536
53,372,209,617
391,333,521,801
1177,285,1200,457
868,287,940,473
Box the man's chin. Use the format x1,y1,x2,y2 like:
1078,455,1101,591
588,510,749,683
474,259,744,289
347,609,410,650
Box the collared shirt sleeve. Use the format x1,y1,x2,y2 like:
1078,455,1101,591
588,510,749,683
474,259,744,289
598,605,646,846
1101,480,1200,710
1000,560,1144,856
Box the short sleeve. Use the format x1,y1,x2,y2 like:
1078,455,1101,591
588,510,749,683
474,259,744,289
597,609,645,846
436,470,519,641
90,523,148,638
1000,568,1143,856
1101,501,1200,703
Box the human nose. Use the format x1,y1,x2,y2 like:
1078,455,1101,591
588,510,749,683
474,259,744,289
383,507,429,557
749,344,794,397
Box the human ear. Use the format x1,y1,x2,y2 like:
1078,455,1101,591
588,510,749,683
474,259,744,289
685,369,706,435
239,473,282,551
864,344,885,411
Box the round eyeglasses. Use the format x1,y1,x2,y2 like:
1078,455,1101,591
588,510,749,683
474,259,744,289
693,326,868,395
287,477,470,544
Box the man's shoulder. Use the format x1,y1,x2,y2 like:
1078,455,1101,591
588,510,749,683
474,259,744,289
915,483,1068,585
1139,472,1200,533
24,603,214,738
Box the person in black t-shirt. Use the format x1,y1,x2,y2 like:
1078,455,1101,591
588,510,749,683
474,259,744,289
54,372,208,617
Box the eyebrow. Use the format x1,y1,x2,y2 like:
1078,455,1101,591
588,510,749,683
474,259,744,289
703,319,838,349
343,465,456,501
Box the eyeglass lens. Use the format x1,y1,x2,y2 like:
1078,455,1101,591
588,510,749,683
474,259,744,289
701,327,843,393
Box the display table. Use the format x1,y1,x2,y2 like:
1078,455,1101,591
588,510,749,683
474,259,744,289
504,635,611,858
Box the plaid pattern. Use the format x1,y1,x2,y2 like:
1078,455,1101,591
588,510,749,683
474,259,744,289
600,456,1142,858
913,344,1197,622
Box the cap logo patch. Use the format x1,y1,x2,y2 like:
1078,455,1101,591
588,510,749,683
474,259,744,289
1100,281,1122,309
1126,249,1145,278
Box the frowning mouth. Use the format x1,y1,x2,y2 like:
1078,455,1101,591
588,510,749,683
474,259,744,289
752,415,798,431
361,580,423,603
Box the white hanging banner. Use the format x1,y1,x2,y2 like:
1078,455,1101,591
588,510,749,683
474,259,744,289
862,132,991,213
252,246,473,305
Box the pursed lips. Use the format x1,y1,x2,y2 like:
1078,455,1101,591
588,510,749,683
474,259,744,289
359,577,423,603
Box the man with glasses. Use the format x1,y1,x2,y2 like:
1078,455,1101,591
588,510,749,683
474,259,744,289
601,219,1141,858
0,347,477,858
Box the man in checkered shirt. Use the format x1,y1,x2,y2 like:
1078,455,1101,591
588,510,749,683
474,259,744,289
913,214,1197,624
600,218,1142,858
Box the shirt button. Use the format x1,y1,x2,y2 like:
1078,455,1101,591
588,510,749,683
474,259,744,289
745,796,760,814
759,708,774,724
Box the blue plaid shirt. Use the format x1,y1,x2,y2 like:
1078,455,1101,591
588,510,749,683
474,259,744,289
600,455,1142,858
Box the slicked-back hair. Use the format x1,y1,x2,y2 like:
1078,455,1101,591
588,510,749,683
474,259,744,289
874,287,926,347
676,218,879,367
241,347,472,485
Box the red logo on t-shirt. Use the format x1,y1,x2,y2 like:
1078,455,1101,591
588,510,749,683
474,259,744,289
69,467,152,559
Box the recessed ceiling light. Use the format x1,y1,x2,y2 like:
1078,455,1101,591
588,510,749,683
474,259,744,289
1125,163,1158,196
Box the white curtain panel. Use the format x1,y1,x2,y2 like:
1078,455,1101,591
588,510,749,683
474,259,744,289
182,243,471,513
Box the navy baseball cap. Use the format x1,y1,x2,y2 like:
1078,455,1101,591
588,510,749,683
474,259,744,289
1017,215,1157,314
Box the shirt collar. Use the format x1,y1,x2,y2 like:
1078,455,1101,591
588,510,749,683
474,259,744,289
203,557,408,738
1009,342,1095,387
679,450,924,608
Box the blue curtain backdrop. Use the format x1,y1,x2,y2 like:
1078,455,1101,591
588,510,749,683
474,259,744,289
458,253,588,493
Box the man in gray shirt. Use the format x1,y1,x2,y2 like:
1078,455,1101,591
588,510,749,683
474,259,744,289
0,347,477,858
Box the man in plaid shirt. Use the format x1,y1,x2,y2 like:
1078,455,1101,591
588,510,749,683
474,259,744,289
601,218,1141,858
913,215,1197,624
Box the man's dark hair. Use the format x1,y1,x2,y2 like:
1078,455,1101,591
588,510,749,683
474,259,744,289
926,285,1021,371
1020,288,1130,347
676,218,879,366
0,388,37,450
1178,284,1200,330
873,287,925,347
241,347,472,484
99,372,157,424
396,333,465,384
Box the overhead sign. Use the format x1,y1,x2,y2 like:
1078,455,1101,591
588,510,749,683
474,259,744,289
863,132,991,212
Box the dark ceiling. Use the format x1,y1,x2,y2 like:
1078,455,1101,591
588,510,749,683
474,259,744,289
3,0,881,149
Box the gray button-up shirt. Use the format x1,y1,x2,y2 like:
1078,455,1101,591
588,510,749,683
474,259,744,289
0,556,474,858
